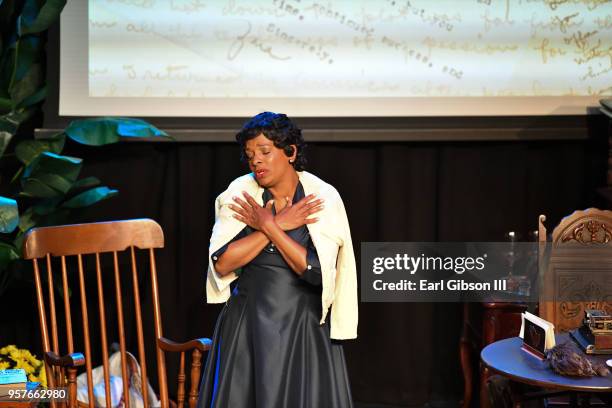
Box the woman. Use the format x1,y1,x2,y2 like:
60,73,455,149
199,112,358,408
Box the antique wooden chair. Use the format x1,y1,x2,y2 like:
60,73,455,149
487,209,612,408
538,208,612,332
23,219,212,408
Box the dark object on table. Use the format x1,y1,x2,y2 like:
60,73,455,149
522,317,547,359
570,309,612,354
546,342,610,377
583,310,612,334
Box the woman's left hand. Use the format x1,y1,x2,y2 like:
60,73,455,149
230,191,275,231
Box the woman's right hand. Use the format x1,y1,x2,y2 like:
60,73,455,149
274,194,324,231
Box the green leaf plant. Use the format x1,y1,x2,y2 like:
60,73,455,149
0,1,169,295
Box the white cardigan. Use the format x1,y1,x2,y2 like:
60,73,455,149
205,171,358,340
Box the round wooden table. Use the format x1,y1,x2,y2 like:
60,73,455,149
481,336,612,406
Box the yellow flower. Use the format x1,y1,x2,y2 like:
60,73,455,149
10,357,35,374
0,345,46,387
19,362,34,374
0,345,17,355
24,352,41,368
10,349,29,360
27,364,47,388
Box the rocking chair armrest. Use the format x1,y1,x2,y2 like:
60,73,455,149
157,337,212,353
44,351,86,368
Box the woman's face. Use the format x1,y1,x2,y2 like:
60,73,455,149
244,133,296,187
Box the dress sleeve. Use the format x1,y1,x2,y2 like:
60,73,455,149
211,226,249,265
300,238,322,286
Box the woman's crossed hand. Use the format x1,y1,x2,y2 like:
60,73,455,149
275,194,324,231
230,192,324,232
230,192,275,231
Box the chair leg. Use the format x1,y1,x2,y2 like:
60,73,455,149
67,367,78,408
188,349,203,408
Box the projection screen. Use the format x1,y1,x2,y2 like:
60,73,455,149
59,0,612,117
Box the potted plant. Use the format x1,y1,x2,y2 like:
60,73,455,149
0,1,169,295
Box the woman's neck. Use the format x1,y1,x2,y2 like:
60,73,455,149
267,171,299,203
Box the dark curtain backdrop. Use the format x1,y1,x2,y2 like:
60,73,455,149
1,127,608,407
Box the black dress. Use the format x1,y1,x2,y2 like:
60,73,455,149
198,182,353,408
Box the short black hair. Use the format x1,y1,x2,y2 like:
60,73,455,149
235,112,307,171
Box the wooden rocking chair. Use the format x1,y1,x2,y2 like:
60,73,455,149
23,219,211,408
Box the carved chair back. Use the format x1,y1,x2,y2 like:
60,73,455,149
538,208,612,332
